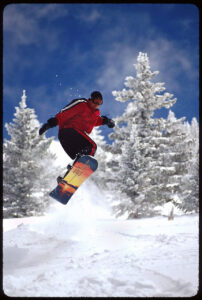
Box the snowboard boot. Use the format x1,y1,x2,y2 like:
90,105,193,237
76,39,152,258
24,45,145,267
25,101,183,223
57,177,67,184
57,164,72,184
73,153,83,164
56,154,85,184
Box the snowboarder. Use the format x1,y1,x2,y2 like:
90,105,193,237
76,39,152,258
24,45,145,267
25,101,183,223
39,91,115,177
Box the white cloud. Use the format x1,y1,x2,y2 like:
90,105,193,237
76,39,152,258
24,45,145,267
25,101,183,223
79,8,102,23
3,4,68,49
4,5,38,45
146,38,196,92
32,4,69,20
96,34,196,100
96,43,138,93
87,9,102,22
73,5,103,23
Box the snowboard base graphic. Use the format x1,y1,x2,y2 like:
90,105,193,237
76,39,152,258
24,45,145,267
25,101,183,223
49,155,98,205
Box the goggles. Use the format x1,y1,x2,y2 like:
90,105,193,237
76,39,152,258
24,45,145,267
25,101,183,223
92,99,103,106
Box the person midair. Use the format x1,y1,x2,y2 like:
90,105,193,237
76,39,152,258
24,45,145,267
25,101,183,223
39,91,115,177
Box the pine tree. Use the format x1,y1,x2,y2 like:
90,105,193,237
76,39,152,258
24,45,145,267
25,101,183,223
188,117,199,212
151,111,190,208
108,52,177,218
3,90,57,218
89,127,110,189
175,117,199,212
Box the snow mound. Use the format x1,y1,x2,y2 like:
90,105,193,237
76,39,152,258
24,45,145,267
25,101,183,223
3,212,199,297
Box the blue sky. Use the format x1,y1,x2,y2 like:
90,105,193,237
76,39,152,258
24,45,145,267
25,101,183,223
3,3,199,142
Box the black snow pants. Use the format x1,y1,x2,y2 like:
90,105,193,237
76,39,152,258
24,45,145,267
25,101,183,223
58,128,97,160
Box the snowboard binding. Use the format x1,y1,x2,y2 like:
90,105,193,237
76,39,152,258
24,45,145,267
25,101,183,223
57,164,72,183
56,153,86,184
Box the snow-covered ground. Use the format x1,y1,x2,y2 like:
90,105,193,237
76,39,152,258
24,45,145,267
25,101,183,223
3,140,199,297
3,181,199,297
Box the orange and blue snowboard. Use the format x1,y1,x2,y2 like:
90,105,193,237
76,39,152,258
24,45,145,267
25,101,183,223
49,155,98,205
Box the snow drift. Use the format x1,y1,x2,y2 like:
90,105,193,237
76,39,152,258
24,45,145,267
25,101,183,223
3,184,199,297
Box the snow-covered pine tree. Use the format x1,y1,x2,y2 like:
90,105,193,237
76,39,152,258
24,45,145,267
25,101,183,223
176,117,199,212
108,52,177,218
89,127,110,189
3,90,57,218
105,116,127,196
109,122,142,218
151,111,190,209
187,117,199,212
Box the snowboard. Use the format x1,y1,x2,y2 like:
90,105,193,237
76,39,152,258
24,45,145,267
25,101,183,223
49,155,98,205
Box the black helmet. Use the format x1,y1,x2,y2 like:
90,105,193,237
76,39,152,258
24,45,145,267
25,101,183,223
90,91,103,101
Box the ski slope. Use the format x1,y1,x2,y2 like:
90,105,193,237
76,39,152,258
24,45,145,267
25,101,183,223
3,183,199,297
3,141,199,297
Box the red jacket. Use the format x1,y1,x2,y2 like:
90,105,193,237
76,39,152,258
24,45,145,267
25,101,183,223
55,99,103,134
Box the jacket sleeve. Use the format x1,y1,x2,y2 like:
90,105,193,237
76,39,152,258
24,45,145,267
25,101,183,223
55,103,84,128
95,115,103,127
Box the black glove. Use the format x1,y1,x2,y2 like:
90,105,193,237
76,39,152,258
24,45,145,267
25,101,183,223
39,123,50,135
39,117,58,135
101,116,115,128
